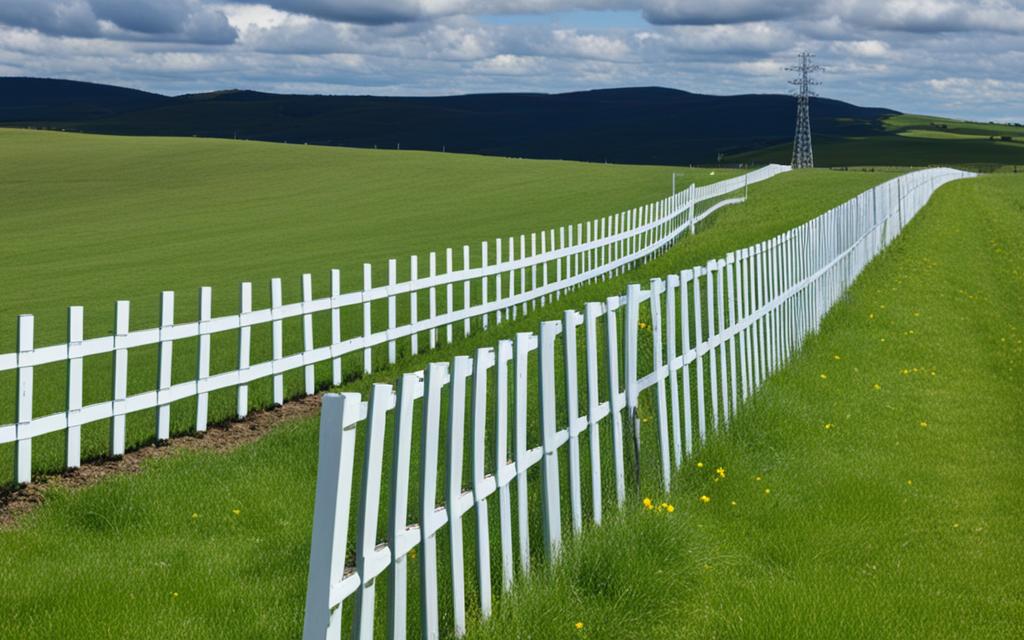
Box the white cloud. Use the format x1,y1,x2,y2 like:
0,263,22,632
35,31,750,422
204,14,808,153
0,1,1021,120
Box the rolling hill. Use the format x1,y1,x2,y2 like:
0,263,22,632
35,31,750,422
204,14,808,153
2,77,1022,167
0,77,893,165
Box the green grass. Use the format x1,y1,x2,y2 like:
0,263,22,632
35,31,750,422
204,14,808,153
0,162,898,638
0,128,744,485
467,173,1024,639
727,113,1024,169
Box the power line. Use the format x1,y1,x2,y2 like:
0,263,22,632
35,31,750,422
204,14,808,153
786,51,824,169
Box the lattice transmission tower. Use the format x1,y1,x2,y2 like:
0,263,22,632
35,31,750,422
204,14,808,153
787,51,823,168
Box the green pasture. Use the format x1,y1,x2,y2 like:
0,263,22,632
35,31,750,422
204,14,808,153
727,113,1024,169
0,143,897,637
0,128,745,485
469,174,1024,639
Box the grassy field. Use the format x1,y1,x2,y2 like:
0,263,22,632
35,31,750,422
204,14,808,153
727,113,1024,169
467,173,1024,639
0,163,898,638
0,128,745,485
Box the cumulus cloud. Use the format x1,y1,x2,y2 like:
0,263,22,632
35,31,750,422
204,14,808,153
0,0,236,43
0,0,1022,120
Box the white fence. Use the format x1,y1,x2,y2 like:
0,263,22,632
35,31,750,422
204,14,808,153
0,165,788,486
302,167,974,639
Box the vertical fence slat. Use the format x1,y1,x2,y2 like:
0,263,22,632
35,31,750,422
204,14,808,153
110,300,129,456
513,332,532,574
410,256,419,357
303,274,315,395
664,275,682,469
603,296,626,505
352,384,392,640
388,259,397,365
156,291,174,440
271,278,285,405
238,282,252,418
330,270,342,386
583,302,603,523
446,355,472,637
196,286,212,432
462,246,471,338
66,306,83,469
387,373,418,640
538,321,562,560
649,278,671,491
470,347,493,620
15,314,34,484
494,339,515,592
562,310,583,534
446,248,454,345
362,264,372,373
419,362,448,640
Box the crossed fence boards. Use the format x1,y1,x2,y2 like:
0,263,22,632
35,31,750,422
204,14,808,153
302,167,974,639
1,165,790,486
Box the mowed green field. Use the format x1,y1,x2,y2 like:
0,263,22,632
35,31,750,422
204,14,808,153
469,174,1024,639
0,128,744,485
727,113,1024,169
0,160,898,637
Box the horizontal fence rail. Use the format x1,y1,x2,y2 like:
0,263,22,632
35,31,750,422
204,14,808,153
303,167,974,640
1,164,789,486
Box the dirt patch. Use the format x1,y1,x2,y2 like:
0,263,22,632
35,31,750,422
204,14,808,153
0,394,324,528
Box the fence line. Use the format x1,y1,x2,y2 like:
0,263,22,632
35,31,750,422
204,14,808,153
1,165,788,486
303,167,974,639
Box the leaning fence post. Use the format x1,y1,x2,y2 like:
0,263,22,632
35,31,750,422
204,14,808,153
302,392,362,640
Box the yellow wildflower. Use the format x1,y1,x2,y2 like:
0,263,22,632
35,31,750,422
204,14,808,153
642,497,653,509
907,480,913,485
716,467,726,478
820,373,828,380
755,475,762,481
699,495,711,504
232,509,241,516
824,423,833,430
696,462,704,468
919,421,928,428
764,488,771,495
191,513,198,519
575,622,584,631
666,504,675,513
172,592,179,598
872,383,881,391
833,354,841,360
730,501,737,507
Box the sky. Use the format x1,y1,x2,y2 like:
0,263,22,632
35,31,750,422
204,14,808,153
0,1,1021,121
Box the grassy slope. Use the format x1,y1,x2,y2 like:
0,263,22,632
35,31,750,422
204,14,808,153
0,128,714,345
0,169,898,638
0,128,740,483
727,114,1024,168
468,174,1024,639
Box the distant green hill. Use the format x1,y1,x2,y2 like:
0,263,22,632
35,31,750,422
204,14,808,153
725,114,1024,170
2,77,1021,167
1,77,893,165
